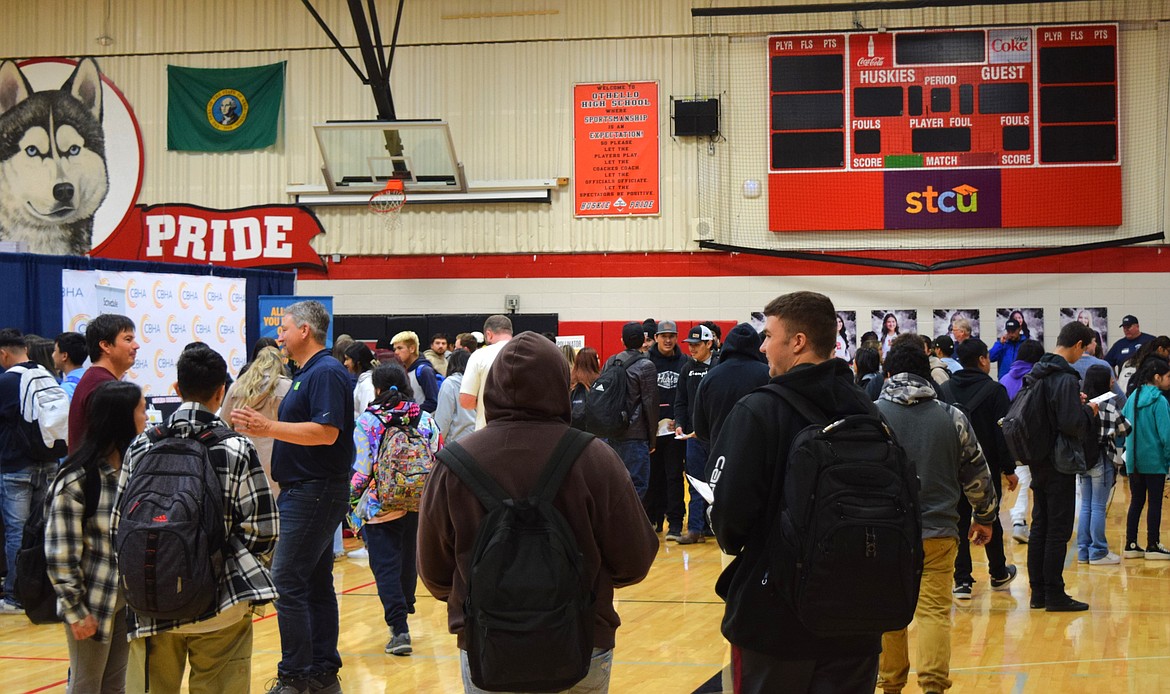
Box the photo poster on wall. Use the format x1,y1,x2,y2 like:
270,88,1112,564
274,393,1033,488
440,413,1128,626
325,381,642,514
61,270,248,397
996,307,1045,348
871,309,917,358
1060,307,1109,353
933,309,981,341
835,311,856,362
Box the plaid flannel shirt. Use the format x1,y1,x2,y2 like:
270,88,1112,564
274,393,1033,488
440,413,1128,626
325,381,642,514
44,459,122,642
1098,400,1131,468
112,403,280,638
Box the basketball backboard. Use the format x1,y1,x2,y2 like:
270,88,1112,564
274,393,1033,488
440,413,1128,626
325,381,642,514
313,120,468,194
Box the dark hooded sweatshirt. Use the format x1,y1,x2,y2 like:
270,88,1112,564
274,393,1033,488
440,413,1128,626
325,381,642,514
417,332,659,650
707,358,882,659
693,323,770,446
1028,353,1094,475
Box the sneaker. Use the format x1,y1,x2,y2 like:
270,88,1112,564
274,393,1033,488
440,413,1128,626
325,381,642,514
307,672,343,694
265,676,310,694
1123,540,1145,559
1012,523,1030,544
347,547,369,560
665,530,683,542
952,582,973,600
386,631,412,656
1145,543,1170,560
1077,554,1090,564
677,531,706,545
990,564,1018,591
1090,552,1122,565
1046,595,1089,612
0,599,24,614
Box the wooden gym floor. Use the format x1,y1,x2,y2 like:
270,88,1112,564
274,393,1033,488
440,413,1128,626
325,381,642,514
4,481,1170,693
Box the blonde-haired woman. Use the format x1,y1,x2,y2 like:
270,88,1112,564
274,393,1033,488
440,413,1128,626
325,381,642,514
219,346,291,495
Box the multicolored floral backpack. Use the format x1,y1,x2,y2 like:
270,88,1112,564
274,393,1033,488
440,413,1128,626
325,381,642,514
372,416,437,514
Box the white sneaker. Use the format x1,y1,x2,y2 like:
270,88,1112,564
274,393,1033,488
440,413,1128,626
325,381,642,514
1012,523,1030,544
1145,543,1170,560
347,547,369,560
1090,552,1121,565
0,599,24,615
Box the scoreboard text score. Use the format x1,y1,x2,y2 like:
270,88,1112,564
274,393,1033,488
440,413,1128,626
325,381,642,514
768,25,1121,232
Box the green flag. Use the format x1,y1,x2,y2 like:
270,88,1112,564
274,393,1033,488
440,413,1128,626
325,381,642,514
167,62,285,152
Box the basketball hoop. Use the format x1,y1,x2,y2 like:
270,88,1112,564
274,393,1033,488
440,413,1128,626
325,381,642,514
369,179,406,231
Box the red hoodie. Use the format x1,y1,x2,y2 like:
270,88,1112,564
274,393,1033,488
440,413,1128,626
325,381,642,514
417,331,659,650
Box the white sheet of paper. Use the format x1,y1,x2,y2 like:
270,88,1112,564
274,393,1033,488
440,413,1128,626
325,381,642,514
1090,391,1116,405
686,474,715,504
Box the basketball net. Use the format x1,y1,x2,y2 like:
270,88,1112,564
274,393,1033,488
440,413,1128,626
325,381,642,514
369,179,406,231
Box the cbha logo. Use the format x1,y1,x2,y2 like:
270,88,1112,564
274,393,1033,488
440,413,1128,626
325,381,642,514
204,288,224,311
905,184,979,214
153,281,174,308
154,351,177,379
141,315,163,343
166,315,183,343
230,350,245,371
127,283,148,308
133,357,148,371
193,316,213,338
179,282,197,310
228,284,243,311
216,317,236,343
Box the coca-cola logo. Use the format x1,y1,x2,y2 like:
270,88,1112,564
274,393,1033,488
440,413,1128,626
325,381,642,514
991,36,1029,52
856,56,886,67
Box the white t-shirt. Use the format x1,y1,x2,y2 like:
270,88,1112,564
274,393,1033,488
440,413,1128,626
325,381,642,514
459,339,509,430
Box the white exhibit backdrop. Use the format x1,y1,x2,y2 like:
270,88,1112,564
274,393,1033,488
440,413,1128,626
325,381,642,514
62,270,248,396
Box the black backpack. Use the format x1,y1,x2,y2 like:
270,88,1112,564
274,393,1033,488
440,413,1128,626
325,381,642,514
583,353,646,438
15,468,101,624
437,429,596,693
1000,373,1056,465
761,385,923,638
115,424,235,621
569,383,589,431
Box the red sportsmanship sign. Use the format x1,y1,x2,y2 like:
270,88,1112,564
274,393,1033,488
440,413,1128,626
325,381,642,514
91,204,326,270
573,81,660,217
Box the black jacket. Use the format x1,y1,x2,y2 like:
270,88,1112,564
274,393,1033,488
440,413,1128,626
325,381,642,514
1029,354,1094,474
693,324,769,446
647,345,688,424
706,358,882,659
943,368,1014,475
603,350,658,445
673,356,714,435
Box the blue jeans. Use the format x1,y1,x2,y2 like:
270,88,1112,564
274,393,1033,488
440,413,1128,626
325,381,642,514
606,439,650,501
1,465,39,597
685,438,710,533
1077,464,1115,561
272,477,350,679
364,514,412,634
460,648,613,693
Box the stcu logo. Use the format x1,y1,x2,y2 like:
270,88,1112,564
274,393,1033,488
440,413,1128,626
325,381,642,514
153,281,174,309
166,314,184,343
904,184,979,214
204,285,224,311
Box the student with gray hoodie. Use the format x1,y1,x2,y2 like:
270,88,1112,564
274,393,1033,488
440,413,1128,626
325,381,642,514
874,343,996,694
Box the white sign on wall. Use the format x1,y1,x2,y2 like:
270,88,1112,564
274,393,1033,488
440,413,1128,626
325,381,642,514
62,270,248,396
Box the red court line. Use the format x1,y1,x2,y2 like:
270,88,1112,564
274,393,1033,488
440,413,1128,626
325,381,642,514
22,679,68,693
251,580,379,623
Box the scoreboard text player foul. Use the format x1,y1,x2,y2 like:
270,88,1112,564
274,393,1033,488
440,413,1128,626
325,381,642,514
768,24,1120,232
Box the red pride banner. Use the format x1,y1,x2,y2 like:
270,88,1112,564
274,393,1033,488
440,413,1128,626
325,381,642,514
91,203,326,270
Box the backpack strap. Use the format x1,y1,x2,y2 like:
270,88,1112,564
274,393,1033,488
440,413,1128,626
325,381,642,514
532,429,595,505
962,380,998,414
938,381,956,405
759,383,831,427
437,442,511,512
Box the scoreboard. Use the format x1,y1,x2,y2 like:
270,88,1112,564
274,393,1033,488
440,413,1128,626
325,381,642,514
768,24,1121,232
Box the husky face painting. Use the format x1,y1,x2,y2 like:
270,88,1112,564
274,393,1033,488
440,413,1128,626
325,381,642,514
0,58,109,255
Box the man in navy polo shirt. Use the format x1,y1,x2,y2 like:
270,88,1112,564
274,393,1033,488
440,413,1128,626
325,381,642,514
232,300,354,694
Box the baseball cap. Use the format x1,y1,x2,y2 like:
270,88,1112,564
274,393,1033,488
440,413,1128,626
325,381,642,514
621,322,645,348
684,324,715,344
1120,315,1139,327
1005,319,1021,331
656,320,678,335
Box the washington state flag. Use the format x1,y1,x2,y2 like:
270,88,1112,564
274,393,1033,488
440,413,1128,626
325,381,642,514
167,62,285,151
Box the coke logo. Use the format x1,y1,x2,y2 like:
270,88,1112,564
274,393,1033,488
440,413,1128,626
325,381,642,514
991,37,1029,52
856,56,886,67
